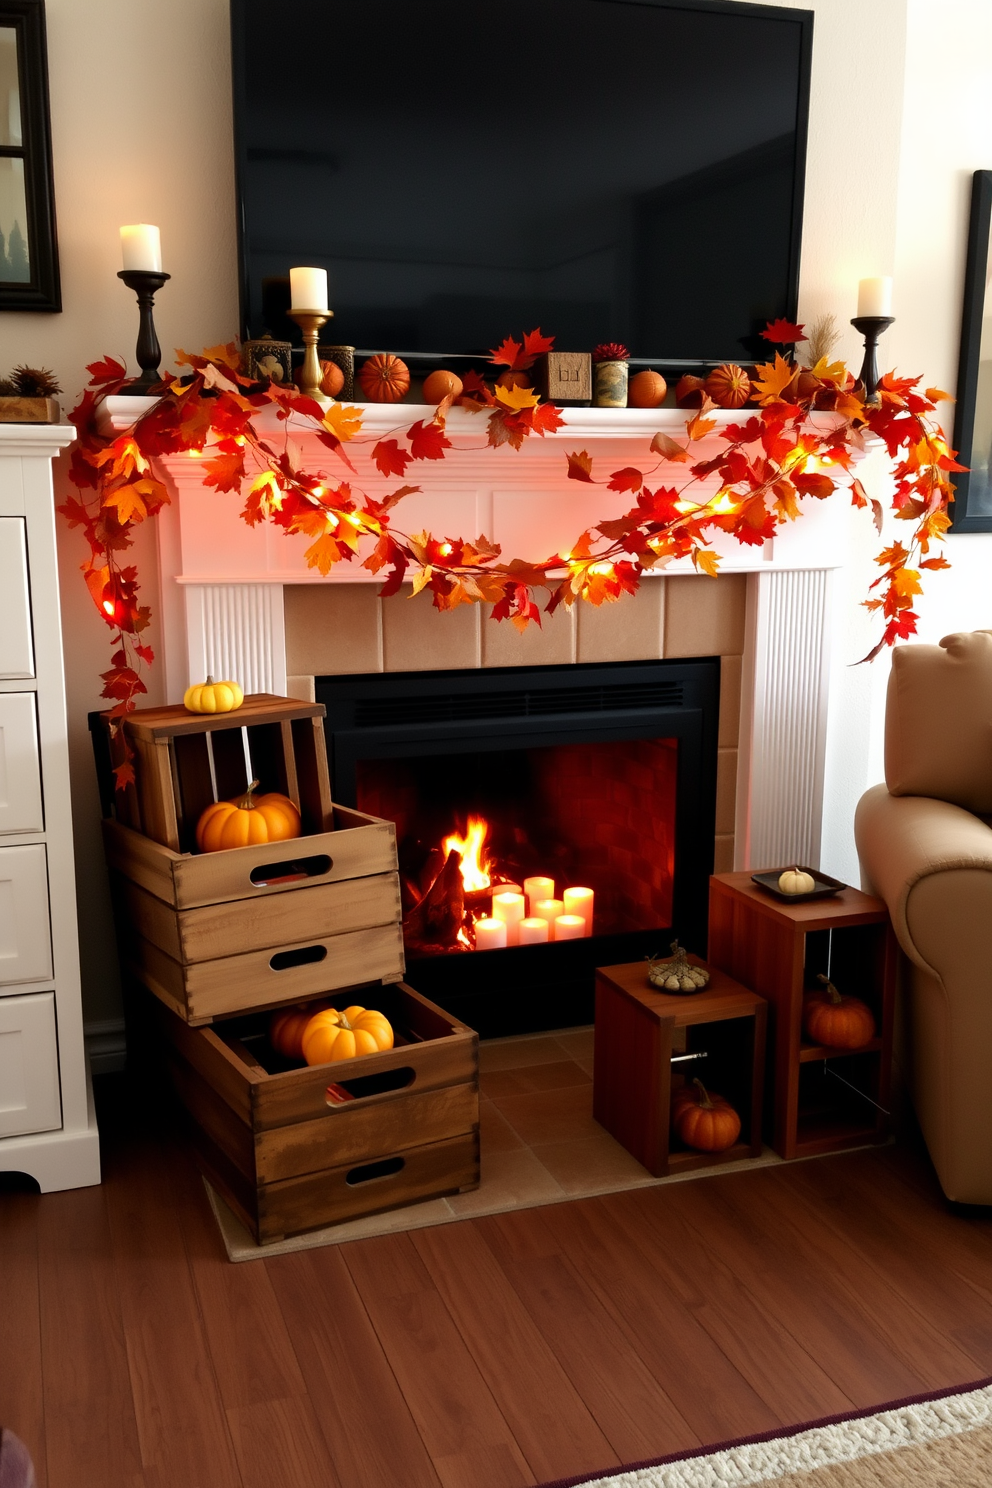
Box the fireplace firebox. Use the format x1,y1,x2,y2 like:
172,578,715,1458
317,659,720,1037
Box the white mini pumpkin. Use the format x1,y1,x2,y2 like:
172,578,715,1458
778,866,816,896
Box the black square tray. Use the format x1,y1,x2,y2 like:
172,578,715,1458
750,866,847,904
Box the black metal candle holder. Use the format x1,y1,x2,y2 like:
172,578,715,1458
851,314,895,403
117,268,171,395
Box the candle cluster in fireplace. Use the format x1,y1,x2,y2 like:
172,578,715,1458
401,814,594,955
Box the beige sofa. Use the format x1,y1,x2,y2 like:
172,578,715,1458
855,629,992,1204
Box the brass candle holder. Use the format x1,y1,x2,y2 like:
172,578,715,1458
288,307,333,400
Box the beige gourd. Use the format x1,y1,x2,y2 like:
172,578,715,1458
778,866,816,895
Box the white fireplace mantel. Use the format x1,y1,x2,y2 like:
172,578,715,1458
100,395,869,872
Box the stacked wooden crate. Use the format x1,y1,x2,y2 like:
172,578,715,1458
95,694,480,1242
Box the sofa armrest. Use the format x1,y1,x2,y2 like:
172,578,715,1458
855,784,992,970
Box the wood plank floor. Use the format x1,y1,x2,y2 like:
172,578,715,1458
4,1073,992,1488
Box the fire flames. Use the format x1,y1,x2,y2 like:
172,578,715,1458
442,815,493,894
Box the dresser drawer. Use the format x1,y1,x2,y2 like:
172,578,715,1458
0,990,61,1137
0,518,34,679
0,692,43,833
0,843,52,986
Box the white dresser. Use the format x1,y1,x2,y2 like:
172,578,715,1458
0,422,100,1190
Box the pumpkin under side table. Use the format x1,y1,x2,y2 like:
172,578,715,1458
707,872,897,1160
593,958,767,1177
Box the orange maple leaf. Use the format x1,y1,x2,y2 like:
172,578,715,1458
650,431,690,462
494,382,541,412
752,354,796,405
566,450,595,482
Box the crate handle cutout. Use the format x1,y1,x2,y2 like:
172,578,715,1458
346,1155,405,1186
269,944,328,971
250,853,333,887
325,1066,416,1107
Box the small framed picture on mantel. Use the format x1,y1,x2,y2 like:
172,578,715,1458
951,170,992,531
0,0,60,313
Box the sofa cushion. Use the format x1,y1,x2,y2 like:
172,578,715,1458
885,630,992,813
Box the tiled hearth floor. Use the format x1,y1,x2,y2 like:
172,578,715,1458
211,1025,781,1260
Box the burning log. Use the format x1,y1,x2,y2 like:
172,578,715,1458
402,850,465,952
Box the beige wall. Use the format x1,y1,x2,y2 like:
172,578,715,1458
3,0,989,1023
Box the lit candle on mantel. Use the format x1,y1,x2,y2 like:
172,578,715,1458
554,914,586,941
474,917,507,952
492,891,526,946
563,887,594,936
857,276,893,318
120,224,162,272
290,265,329,312
519,916,550,945
534,898,565,938
524,876,555,915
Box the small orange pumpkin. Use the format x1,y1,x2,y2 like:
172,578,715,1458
423,369,463,404
628,369,667,408
358,353,410,403
705,363,752,408
803,976,875,1049
319,359,345,397
672,1078,741,1152
269,1001,331,1061
195,779,301,853
301,1005,394,1065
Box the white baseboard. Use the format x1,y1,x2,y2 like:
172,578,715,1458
84,1017,127,1074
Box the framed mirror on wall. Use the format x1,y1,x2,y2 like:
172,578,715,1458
0,0,59,312
951,170,992,531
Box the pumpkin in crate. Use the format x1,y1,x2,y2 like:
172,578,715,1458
672,1078,741,1152
270,1002,330,1061
803,975,875,1049
358,353,410,403
183,676,244,714
195,779,301,853
302,1005,394,1064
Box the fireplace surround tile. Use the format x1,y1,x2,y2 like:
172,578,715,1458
381,583,482,671
718,654,743,748
716,748,738,835
714,834,735,874
663,574,747,658
285,583,382,674
575,579,664,662
480,601,576,667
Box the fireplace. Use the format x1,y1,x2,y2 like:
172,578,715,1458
317,658,719,1037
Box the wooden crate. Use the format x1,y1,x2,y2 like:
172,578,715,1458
103,805,404,1024
594,957,766,1177
144,981,480,1243
98,694,333,853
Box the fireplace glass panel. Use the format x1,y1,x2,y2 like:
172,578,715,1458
357,737,677,957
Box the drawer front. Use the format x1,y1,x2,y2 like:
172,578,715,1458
0,518,34,679
0,692,43,833
0,843,53,986
0,990,61,1137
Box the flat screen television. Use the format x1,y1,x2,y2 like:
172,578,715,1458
231,0,812,369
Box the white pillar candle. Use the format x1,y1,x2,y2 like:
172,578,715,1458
518,916,550,946
857,276,893,317
554,914,586,941
534,898,565,938
474,917,507,952
524,876,555,914
120,224,162,272
492,891,526,946
563,886,594,936
290,266,329,312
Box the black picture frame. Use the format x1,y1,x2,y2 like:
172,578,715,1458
0,0,60,312
950,170,992,531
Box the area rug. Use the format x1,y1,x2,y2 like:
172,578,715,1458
533,1377,992,1488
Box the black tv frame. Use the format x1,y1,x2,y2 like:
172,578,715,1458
230,0,813,373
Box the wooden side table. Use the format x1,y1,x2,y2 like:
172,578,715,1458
708,872,897,1160
593,958,766,1177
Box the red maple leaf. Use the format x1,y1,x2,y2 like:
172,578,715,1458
86,355,128,386
607,467,644,493
529,402,566,436
407,419,452,461
372,438,411,478
489,335,523,370
489,327,555,372
566,450,595,482
761,318,807,344
521,328,555,364
202,449,246,493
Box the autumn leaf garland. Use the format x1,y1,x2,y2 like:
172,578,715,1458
60,323,961,783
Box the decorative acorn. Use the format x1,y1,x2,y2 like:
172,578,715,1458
647,940,710,994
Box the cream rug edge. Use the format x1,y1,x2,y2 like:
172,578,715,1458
550,1381,992,1488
